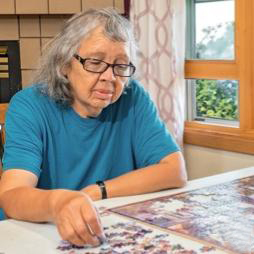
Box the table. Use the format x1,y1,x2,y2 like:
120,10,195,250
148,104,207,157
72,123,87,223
1,166,254,254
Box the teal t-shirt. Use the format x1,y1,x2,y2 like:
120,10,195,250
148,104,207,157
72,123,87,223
1,80,179,218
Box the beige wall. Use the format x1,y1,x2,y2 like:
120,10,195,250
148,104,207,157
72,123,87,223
184,144,254,180
0,0,124,87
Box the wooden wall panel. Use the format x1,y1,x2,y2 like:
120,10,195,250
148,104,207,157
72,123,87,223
82,0,114,10
15,0,48,14
0,0,15,14
49,0,81,14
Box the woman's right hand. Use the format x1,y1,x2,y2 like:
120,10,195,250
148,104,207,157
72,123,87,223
49,189,104,246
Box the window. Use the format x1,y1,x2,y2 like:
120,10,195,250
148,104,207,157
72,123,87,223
184,0,254,154
187,0,235,60
186,79,239,125
186,0,237,125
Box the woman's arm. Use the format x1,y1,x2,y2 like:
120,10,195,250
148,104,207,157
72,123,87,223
83,151,187,200
0,169,104,246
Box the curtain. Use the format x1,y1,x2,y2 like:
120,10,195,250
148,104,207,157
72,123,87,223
130,0,186,146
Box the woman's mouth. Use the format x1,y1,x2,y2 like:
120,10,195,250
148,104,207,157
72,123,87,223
93,89,113,100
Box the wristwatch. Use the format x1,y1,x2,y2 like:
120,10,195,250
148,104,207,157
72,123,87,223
96,180,107,199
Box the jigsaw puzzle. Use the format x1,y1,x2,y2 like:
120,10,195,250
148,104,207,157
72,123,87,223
111,176,254,254
56,213,223,254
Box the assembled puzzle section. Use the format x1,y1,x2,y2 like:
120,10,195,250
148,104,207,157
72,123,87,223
111,176,254,254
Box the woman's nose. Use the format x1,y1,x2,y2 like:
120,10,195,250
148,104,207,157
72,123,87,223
99,66,116,81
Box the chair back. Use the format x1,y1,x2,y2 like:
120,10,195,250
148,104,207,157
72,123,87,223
0,103,8,178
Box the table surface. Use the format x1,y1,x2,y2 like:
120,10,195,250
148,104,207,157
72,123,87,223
1,166,254,254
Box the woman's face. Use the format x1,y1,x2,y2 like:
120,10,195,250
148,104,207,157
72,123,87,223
65,27,130,118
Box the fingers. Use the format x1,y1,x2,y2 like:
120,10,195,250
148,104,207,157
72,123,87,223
54,191,104,247
58,215,100,246
71,213,100,246
81,200,105,240
58,221,85,246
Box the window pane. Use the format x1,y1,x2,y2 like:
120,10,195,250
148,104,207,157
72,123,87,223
187,79,239,124
189,0,235,60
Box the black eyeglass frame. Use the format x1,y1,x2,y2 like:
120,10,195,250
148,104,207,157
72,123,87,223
73,54,136,77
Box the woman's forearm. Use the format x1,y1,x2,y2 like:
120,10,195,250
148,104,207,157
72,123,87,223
0,186,53,222
106,152,187,198
83,152,187,200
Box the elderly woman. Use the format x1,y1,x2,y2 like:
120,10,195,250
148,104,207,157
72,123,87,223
0,8,187,247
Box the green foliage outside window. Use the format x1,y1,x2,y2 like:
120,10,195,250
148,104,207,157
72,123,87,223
196,79,238,120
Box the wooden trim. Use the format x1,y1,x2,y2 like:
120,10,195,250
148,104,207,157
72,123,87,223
184,0,254,154
236,0,254,129
0,103,8,123
0,103,8,145
185,60,238,80
184,122,254,155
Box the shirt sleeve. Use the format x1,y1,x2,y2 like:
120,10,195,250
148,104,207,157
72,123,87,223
2,90,43,176
131,80,180,168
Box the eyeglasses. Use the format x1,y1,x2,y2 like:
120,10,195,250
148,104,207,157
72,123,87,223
73,54,136,77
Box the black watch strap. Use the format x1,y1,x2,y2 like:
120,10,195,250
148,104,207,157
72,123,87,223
96,180,107,199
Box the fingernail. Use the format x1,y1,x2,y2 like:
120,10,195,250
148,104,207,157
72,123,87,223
97,235,108,245
86,223,95,236
97,235,111,251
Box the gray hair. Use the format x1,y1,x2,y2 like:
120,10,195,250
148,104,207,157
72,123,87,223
33,8,138,105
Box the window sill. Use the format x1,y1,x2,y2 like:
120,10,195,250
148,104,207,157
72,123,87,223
184,121,254,155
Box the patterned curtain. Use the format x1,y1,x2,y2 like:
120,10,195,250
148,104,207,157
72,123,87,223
130,0,186,146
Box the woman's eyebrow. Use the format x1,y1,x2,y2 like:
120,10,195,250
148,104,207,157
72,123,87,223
81,52,105,58
83,52,130,62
